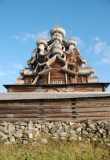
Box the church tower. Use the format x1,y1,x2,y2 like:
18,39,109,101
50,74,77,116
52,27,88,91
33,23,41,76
4,25,109,92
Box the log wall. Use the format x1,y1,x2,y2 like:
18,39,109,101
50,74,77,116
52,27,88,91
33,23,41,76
0,96,110,122
4,83,109,92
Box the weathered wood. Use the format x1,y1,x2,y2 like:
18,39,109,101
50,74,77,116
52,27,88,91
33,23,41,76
0,93,110,122
0,118,74,122
76,107,110,112
0,117,108,123
0,108,74,112
76,116,110,121
4,83,110,92
0,104,73,108
74,104,110,108
78,112,110,117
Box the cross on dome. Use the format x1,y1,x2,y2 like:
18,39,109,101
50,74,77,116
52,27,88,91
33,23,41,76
69,30,72,39
56,18,60,26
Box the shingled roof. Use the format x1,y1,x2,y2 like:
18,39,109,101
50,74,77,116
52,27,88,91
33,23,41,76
0,92,110,100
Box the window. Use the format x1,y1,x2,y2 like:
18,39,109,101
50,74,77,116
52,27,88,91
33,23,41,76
53,80,62,84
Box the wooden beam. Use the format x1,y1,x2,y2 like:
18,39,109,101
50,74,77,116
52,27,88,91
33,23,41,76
65,73,67,84
48,72,50,84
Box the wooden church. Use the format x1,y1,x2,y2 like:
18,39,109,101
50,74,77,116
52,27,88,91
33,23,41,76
0,25,110,122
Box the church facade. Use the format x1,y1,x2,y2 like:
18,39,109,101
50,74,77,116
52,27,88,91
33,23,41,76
4,25,109,92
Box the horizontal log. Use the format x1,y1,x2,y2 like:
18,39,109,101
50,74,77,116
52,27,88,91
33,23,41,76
0,102,72,106
0,118,43,122
44,114,77,118
0,101,110,107
76,107,110,112
0,109,74,114
0,117,75,122
0,114,39,118
1,105,110,110
41,118,75,121
0,113,77,118
16,113,74,118
1,112,109,119
0,105,72,109
75,116,110,122
0,116,109,122
73,104,110,108
1,108,110,114
78,112,110,117
76,100,110,103
0,110,40,114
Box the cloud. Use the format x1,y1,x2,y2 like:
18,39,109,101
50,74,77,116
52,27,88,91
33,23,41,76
101,58,110,64
94,36,101,41
13,30,49,42
0,70,6,76
10,62,23,74
37,30,49,39
93,41,107,55
13,35,28,42
11,62,23,70
91,37,110,65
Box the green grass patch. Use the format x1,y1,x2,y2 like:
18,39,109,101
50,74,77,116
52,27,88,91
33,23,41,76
0,139,109,160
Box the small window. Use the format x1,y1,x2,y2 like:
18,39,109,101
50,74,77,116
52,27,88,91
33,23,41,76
53,80,62,84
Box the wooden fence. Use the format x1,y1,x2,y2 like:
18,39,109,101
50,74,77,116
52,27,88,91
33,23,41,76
0,93,110,122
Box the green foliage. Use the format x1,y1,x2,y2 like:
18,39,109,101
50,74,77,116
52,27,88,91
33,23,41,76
19,153,31,160
0,136,7,144
76,158,94,160
36,152,70,160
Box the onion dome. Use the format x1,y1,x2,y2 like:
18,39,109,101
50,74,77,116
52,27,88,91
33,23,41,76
52,48,63,56
51,34,62,43
89,67,95,74
67,39,77,47
36,39,47,47
52,41,62,49
20,68,36,76
50,26,66,38
51,34,63,43
88,75,99,83
78,66,94,75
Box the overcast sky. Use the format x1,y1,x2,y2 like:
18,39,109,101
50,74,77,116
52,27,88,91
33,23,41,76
0,0,110,92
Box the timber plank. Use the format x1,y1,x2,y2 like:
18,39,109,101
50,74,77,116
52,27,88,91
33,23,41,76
27,108,110,113
76,107,110,112
0,118,43,122
76,116,110,121
44,117,75,122
0,114,14,118
0,117,108,122
0,109,74,114
45,114,77,118
73,104,110,108
0,113,75,118
78,112,110,117
76,100,110,103
0,101,73,105
0,104,71,109
0,110,41,114
0,116,109,122
14,114,43,118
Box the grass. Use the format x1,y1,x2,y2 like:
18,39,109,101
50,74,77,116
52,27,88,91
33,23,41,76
0,139,109,160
